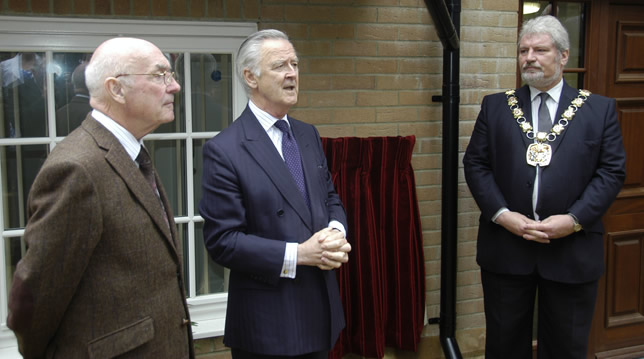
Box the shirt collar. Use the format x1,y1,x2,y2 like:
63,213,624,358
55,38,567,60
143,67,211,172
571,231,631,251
248,100,289,132
529,78,563,104
91,109,143,161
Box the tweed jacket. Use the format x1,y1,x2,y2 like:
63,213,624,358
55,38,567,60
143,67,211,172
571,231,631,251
7,115,194,359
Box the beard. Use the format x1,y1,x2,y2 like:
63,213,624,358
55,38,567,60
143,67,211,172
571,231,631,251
521,62,562,89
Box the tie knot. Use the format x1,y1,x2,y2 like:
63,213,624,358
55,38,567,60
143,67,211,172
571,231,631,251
274,120,290,135
136,146,152,168
539,92,550,102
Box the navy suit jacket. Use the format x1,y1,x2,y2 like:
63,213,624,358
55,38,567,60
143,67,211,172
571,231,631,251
463,82,626,283
199,105,347,355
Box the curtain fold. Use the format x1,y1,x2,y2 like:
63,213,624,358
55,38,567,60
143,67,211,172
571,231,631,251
323,136,425,359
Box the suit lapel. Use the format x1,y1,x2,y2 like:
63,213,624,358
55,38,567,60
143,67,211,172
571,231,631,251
515,86,534,150
238,108,313,232
83,117,179,256
549,82,578,155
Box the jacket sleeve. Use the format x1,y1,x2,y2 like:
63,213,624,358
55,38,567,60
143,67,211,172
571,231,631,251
7,160,102,358
463,95,511,222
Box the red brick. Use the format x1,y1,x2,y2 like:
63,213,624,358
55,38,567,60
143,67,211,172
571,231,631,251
284,5,333,22
190,0,205,18
242,0,260,19
333,41,377,57
53,0,73,14
171,0,188,17
8,0,29,12
133,0,151,16
208,0,224,17
114,0,131,16
94,0,111,15
31,0,50,13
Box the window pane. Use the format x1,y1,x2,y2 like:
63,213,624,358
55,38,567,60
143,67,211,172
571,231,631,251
176,53,234,133
563,72,582,89
2,144,48,229
146,139,186,217
154,53,185,134
4,237,25,296
195,221,226,295
1,52,48,138
53,53,93,136
558,2,585,69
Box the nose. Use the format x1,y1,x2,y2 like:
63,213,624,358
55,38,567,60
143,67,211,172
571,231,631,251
167,76,181,93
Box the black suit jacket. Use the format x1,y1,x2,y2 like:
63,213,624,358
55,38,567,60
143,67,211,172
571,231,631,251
463,82,626,283
199,105,347,355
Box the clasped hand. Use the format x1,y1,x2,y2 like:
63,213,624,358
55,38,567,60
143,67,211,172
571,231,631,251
298,227,351,270
496,211,577,244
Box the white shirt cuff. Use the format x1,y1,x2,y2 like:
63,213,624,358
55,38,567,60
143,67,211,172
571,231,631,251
280,242,298,278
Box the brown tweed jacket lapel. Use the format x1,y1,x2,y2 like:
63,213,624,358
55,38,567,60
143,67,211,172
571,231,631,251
84,117,179,255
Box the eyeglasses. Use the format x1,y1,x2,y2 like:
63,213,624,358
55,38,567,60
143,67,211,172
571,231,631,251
115,71,176,85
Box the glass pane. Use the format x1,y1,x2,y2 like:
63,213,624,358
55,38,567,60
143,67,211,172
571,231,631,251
175,53,234,133
195,221,226,295
154,53,185,133
1,52,48,138
2,144,49,229
563,72,582,89
53,53,93,136
4,236,25,296
193,138,208,214
558,2,585,69
522,1,551,20
146,139,186,217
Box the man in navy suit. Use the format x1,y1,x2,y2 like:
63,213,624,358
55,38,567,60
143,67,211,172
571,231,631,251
463,16,625,358
199,29,351,359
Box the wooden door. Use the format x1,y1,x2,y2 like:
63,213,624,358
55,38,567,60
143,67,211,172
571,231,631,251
587,0,644,357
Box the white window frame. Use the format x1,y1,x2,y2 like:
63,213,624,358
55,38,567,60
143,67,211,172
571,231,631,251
0,15,256,356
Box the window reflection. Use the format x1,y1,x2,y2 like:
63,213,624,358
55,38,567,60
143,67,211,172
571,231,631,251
1,52,47,138
195,222,226,295
145,139,187,217
54,53,93,136
2,144,48,229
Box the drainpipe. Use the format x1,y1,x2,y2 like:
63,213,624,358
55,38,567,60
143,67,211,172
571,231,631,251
423,0,463,358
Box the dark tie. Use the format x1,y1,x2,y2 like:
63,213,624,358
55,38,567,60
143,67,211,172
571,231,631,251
136,146,170,228
538,92,552,133
274,120,310,208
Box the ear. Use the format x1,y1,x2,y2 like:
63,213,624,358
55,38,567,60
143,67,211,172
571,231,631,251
560,49,569,67
105,77,126,104
243,68,258,90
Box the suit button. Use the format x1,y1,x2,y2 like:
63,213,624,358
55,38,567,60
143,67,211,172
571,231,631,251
277,209,285,216
182,318,190,326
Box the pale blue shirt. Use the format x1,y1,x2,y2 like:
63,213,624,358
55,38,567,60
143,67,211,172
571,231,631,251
248,101,346,278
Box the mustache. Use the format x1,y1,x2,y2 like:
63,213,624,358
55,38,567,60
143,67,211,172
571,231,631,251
522,62,543,71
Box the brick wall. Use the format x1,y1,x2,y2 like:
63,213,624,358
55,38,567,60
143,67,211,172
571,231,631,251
0,0,520,357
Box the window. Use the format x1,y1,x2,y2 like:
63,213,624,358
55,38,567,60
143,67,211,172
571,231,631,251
0,15,256,355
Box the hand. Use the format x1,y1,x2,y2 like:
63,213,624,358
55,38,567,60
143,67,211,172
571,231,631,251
496,211,550,244
523,214,576,241
297,228,351,270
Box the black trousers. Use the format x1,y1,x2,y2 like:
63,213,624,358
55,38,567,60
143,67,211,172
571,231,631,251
231,348,328,359
481,269,598,359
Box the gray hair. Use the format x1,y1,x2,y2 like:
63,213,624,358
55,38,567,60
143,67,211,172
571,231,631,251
519,15,570,55
236,29,292,95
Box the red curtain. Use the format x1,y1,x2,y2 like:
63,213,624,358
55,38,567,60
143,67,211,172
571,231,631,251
322,136,425,359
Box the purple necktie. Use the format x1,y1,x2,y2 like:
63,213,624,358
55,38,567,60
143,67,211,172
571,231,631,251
274,120,310,208
136,146,170,228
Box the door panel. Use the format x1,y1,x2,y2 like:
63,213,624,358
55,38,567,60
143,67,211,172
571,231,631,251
589,0,644,357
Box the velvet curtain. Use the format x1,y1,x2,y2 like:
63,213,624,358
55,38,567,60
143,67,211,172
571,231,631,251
322,136,425,359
